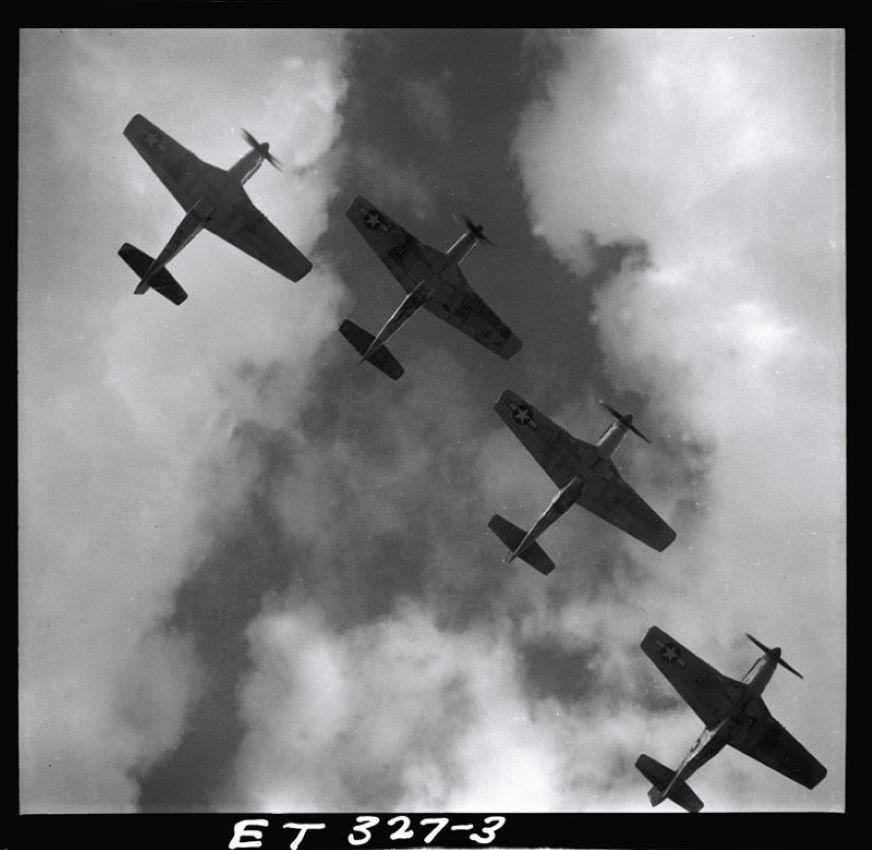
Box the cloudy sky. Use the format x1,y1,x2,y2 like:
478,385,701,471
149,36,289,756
19,28,844,815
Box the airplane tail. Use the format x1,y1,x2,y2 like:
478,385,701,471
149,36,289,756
635,754,704,813
338,319,404,380
487,515,555,575
118,243,188,305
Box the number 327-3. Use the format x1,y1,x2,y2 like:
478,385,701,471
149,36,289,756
348,815,506,846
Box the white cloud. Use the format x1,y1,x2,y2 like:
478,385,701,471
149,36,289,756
232,600,570,811
20,27,845,817
511,28,844,810
19,29,351,811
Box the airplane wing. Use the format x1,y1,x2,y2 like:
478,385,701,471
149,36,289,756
576,469,677,551
124,114,210,211
424,267,522,360
345,195,424,293
641,626,746,729
728,697,827,789
494,390,597,489
205,197,313,282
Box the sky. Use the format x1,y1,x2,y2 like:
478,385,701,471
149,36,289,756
19,28,844,816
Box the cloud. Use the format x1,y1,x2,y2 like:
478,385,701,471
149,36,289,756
347,142,439,222
511,28,844,810
19,29,351,812
214,340,698,812
401,73,453,144
230,599,570,811
20,27,844,816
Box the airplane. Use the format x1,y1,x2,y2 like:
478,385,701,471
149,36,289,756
118,114,313,304
635,626,828,812
338,195,523,379
488,391,676,574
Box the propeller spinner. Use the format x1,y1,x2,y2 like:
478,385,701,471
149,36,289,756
746,633,804,678
241,127,282,170
599,401,652,444
452,212,495,247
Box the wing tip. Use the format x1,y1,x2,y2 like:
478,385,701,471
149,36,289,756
654,527,678,551
123,113,145,136
290,259,314,282
499,336,524,360
346,194,369,214
494,389,513,412
642,624,668,648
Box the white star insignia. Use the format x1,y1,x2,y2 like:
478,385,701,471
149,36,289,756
364,211,389,231
659,643,685,667
509,402,537,428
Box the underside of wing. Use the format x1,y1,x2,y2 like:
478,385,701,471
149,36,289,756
729,698,828,789
345,195,428,293
425,282,522,360
206,195,312,282
641,626,744,728
494,390,593,488
576,471,676,551
124,114,204,211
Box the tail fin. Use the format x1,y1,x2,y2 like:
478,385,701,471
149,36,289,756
487,515,555,575
118,243,188,305
635,754,704,813
339,319,404,380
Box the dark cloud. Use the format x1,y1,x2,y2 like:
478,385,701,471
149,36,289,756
519,638,600,706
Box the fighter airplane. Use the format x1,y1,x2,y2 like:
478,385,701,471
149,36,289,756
339,195,522,379
118,114,312,304
488,391,675,574
636,627,827,812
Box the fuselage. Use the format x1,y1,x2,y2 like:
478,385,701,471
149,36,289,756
227,146,266,186
653,653,779,805
595,421,630,460
510,421,631,560
445,230,480,265
360,226,484,362
141,148,265,286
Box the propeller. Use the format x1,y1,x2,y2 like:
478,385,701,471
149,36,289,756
599,401,651,444
746,633,804,679
241,128,282,170
452,212,495,247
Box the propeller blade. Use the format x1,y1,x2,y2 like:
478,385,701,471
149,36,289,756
746,633,770,654
746,634,803,678
452,212,495,247
598,401,651,443
242,127,259,148
777,657,804,679
241,128,281,170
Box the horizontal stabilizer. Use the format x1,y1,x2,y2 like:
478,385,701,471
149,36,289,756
635,754,704,813
118,243,188,305
338,319,404,380
487,515,555,575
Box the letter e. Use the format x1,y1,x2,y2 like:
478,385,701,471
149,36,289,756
229,818,270,849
